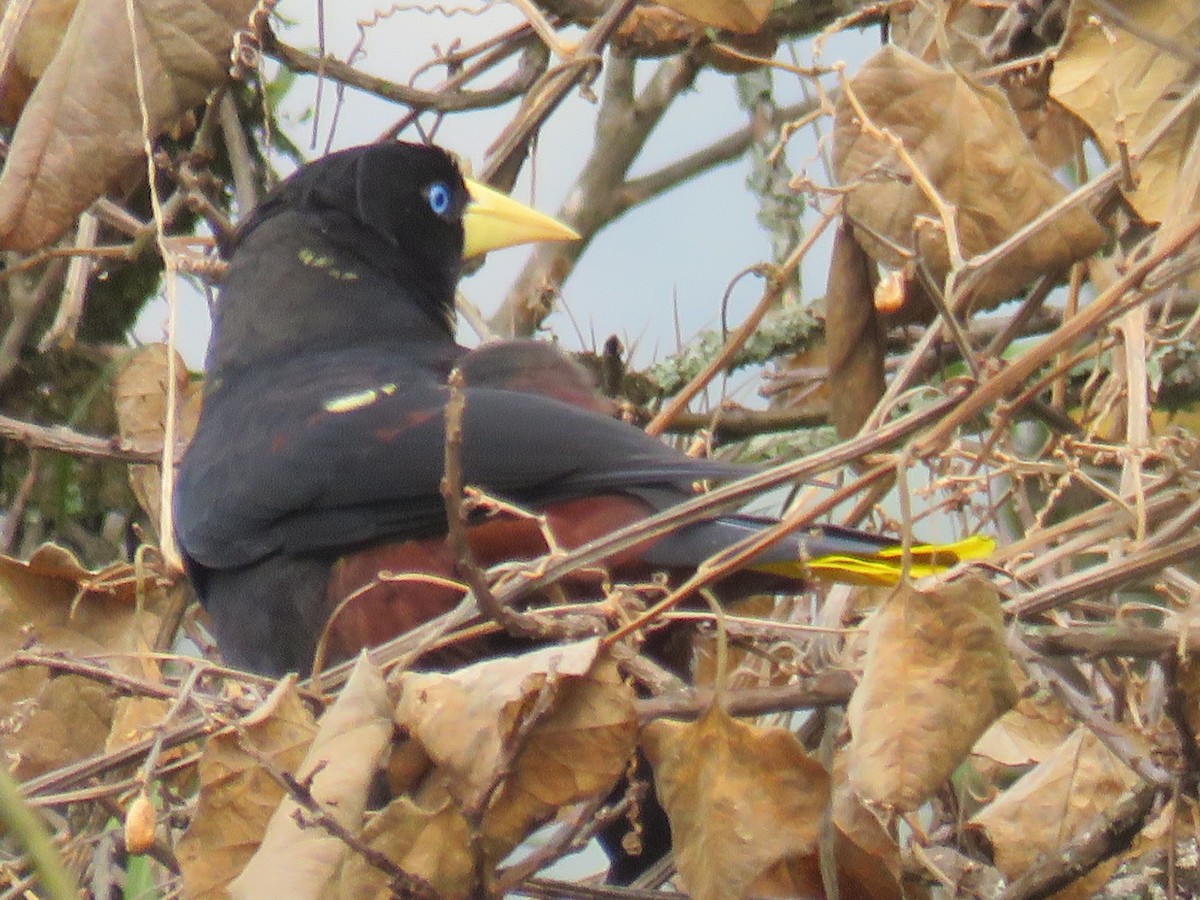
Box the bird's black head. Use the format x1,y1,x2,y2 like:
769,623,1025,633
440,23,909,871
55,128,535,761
207,143,472,374
206,142,575,377
232,142,470,304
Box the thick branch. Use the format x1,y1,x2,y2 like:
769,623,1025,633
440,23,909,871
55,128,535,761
489,51,706,336
0,414,162,463
1023,626,1200,658
619,98,818,213
637,404,828,439
636,669,856,721
482,0,642,189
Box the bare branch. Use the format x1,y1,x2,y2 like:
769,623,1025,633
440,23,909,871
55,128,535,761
265,32,548,113
490,50,705,335
0,413,164,463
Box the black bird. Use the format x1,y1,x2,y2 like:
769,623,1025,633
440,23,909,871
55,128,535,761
174,141,990,677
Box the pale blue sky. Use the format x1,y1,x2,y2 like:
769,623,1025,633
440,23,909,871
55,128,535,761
134,1,878,412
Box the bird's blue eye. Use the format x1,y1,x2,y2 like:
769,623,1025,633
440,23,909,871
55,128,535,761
427,181,452,216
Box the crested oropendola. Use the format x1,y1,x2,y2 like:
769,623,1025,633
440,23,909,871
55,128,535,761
174,141,990,677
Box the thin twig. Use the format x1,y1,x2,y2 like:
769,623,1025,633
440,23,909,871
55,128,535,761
491,390,965,619
37,212,100,352
441,368,544,639
636,669,856,722
235,735,439,898
644,201,840,435
265,32,545,114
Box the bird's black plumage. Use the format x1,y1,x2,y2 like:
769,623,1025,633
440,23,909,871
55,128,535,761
172,141,994,888
175,143,749,673
176,141,989,677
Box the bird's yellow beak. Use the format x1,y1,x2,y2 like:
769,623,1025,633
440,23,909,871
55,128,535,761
462,178,580,259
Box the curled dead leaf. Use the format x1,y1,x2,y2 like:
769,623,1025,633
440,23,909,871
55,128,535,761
482,653,638,852
641,704,830,900
333,793,471,900
384,639,637,891
114,343,202,530
973,678,1072,769
826,221,886,439
0,0,81,122
1002,67,1081,171
887,0,1002,69
846,577,1016,811
230,656,393,900
0,0,260,250
176,677,318,899
969,727,1141,897
0,545,180,777
0,671,115,780
107,696,174,755
830,753,910,900
1051,0,1200,225
613,5,697,56
394,638,633,810
652,0,770,35
833,45,1107,310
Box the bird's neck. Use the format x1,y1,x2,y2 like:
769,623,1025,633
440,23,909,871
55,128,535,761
207,212,458,376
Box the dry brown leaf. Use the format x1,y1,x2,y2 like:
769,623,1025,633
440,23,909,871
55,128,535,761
1051,0,1200,224
846,577,1016,811
8,0,81,77
0,544,177,777
833,45,1107,310
176,677,318,899
483,653,638,852
641,704,830,900
0,0,258,251
2,540,176,609
114,343,203,528
970,727,1141,899
887,0,1077,168
887,0,1002,69
331,792,473,900
652,0,769,35
394,638,625,810
391,638,637,884
106,696,174,754
973,684,1073,769
829,753,911,900
385,737,434,797
0,670,115,779
0,0,81,122
614,4,697,55
1004,69,1081,171
231,656,393,900
826,221,886,439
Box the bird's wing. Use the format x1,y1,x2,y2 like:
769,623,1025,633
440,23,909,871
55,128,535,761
175,352,750,571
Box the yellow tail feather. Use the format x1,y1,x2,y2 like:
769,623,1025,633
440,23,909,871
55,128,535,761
753,534,996,587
